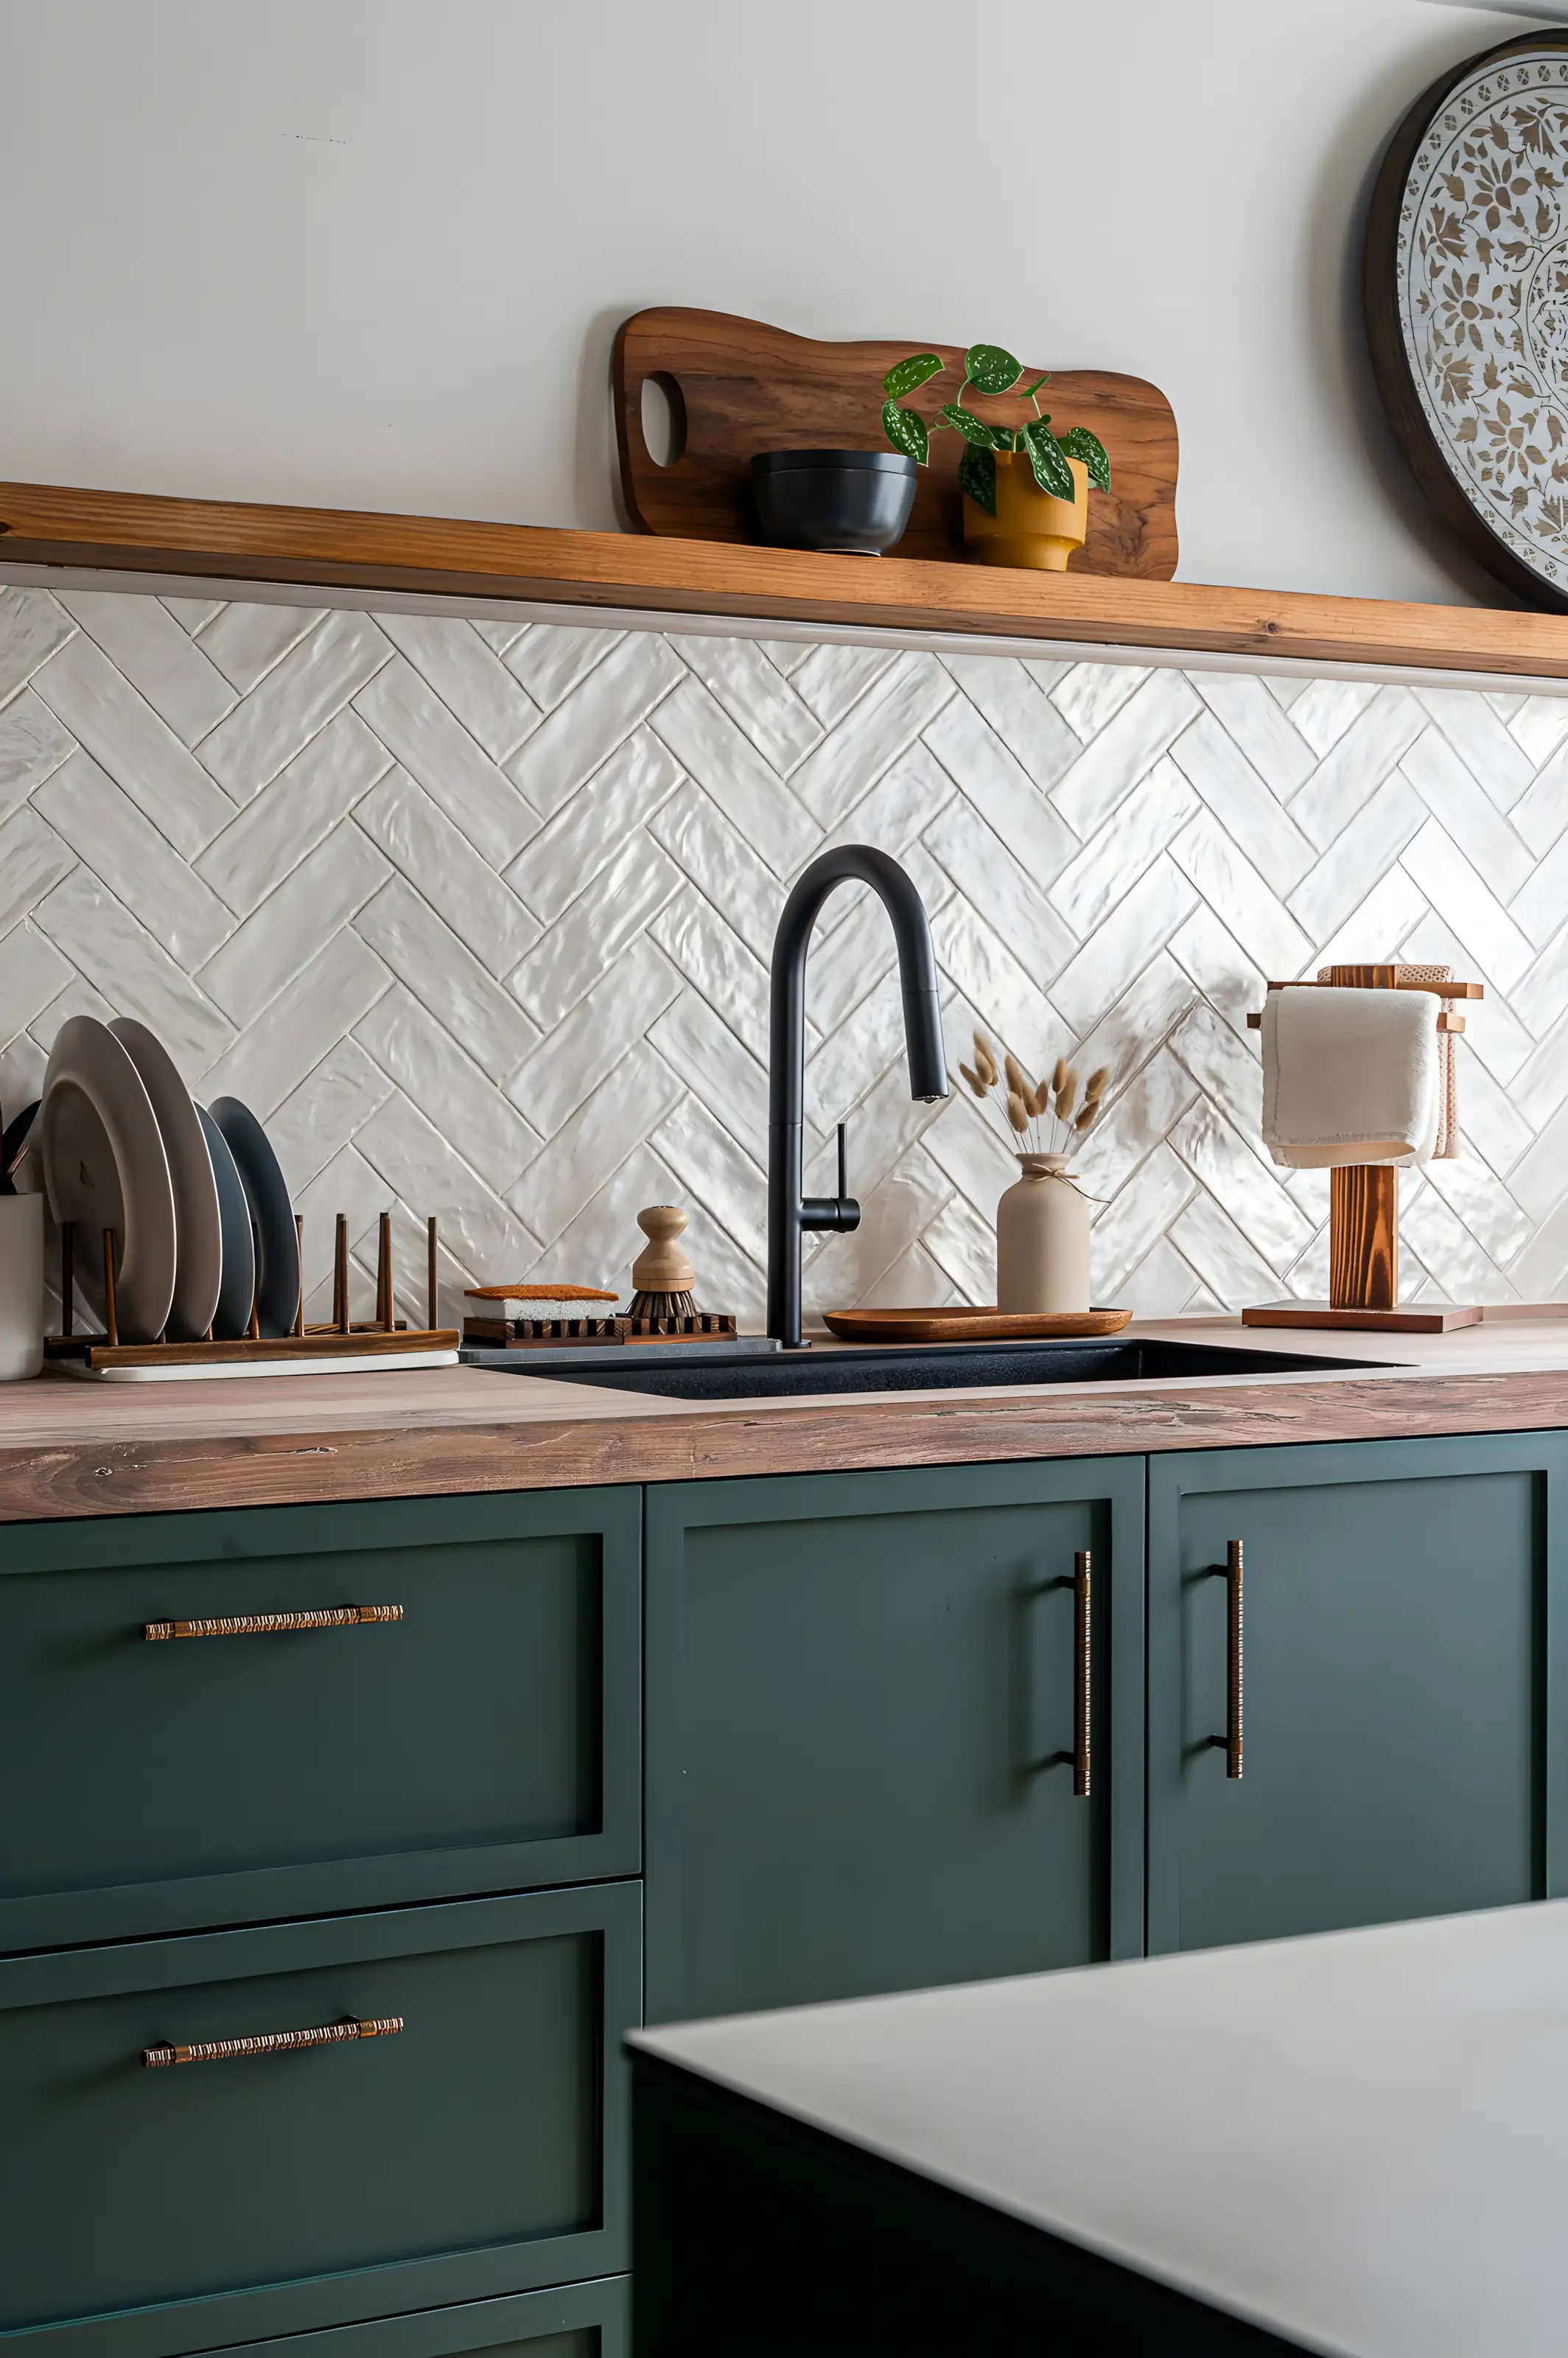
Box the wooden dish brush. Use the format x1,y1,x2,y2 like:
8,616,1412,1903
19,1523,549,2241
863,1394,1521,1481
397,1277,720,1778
627,1205,697,1321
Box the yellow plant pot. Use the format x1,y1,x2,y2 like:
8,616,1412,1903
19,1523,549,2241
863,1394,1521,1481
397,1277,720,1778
963,450,1088,572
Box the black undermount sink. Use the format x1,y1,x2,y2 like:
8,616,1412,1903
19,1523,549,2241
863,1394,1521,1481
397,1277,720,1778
509,1337,1379,1403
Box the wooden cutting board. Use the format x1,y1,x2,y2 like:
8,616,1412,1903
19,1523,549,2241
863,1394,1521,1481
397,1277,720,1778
612,307,1178,577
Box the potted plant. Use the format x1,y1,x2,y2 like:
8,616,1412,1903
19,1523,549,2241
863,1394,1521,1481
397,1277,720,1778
883,343,1111,570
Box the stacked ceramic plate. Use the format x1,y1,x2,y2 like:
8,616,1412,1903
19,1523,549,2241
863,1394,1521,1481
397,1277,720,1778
21,1017,300,1346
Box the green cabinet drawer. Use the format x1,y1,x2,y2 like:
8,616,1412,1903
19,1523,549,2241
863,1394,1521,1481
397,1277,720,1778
0,1488,640,1948
0,1883,640,2358
1148,1433,1568,1956
218,2278,629,2358
646,1458,1146,2023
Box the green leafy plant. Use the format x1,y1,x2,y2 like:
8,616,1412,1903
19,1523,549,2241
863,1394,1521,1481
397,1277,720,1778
881,344,1111,518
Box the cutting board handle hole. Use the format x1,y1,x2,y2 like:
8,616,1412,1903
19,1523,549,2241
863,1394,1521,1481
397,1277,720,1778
640,372,687,469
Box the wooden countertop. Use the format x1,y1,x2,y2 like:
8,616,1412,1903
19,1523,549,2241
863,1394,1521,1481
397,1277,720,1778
632,1900,1568,2358
4,1315,1568,1522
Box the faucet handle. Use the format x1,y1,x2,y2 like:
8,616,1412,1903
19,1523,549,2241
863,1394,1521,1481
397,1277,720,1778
799,1120,861,1236
831,1119,860,1234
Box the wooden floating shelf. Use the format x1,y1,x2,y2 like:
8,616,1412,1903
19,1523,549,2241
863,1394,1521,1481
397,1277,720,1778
2,477,1567,682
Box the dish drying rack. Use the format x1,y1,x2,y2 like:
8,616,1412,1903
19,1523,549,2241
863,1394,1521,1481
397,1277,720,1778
46,1211,459,1376
1242,964,1483,1334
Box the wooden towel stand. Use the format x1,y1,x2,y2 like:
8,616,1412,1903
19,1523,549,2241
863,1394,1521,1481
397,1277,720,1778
1241,964,1485,1336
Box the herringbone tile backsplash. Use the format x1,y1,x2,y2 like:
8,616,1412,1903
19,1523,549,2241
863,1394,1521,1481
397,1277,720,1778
5,579,1568,1325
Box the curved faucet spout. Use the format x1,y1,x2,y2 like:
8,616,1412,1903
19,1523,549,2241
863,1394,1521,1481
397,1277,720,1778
767,845,949,1347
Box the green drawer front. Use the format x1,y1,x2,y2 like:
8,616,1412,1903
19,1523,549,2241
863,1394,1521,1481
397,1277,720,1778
0,1883,639,2358
223,2278,629,2358
0,1489,640,1948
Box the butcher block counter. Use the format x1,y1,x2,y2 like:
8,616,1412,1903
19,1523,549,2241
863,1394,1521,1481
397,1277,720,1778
4,1310,1568,1521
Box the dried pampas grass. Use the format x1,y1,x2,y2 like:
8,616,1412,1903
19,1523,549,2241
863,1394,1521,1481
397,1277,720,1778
956,1030,1113,1161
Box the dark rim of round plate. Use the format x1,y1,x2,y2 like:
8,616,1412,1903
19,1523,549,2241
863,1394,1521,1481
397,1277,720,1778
1,1099,39,1194
197,1104,257,1341
208,1096,300,1339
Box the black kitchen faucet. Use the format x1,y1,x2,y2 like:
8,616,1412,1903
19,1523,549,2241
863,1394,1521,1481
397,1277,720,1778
766,846,948,1348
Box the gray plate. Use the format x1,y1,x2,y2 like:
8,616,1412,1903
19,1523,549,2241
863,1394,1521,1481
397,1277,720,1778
197,1106,256,1341
209,1096,299,1339
110,1020,222,1343
41,1017,177,1344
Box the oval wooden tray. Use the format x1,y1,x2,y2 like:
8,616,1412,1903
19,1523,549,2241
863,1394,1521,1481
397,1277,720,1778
821,1307,1133,1345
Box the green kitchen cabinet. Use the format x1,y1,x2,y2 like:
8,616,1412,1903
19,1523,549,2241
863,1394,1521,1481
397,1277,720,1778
0,1882,640,2358
1147,1434,1568,1956
0,1487,641,1951
645,1458,1146,2023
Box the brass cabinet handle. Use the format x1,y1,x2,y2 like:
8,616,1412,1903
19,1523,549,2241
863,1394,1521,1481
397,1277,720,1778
1071,1547,1091,1799
144,1604,403,1641
1209,1540,1244,1780
1048,1548,1093,1799
143,2014,402,2068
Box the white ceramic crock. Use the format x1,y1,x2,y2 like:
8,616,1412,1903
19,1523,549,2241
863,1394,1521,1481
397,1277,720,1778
0,1193,45,1379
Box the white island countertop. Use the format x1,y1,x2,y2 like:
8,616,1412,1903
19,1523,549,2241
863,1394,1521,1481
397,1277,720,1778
631,1900,1568,2358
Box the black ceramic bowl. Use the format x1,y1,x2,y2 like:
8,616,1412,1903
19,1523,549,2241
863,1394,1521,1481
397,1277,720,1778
751,449,917,555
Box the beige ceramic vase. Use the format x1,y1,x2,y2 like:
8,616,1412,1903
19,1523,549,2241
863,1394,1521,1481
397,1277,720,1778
995,1153,1091,1315
963,450,1088,572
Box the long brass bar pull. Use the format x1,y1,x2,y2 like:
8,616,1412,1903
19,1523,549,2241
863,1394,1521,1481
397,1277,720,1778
1046,1550,1092,1797
1208,1540,1244,1780
143,2015,402,2068
1071,1548,1091,1798
144,1604,403,1641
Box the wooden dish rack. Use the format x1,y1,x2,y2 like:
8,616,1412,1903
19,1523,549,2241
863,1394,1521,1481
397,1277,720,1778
46,1210,458,1373
1241,965,1483,1334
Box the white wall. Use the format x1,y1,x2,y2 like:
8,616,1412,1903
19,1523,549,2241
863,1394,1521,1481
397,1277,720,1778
0,1,1549,604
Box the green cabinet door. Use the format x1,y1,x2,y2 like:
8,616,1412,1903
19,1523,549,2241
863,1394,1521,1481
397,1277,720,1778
645,1458,1145,2023
1148,1433,1568,1956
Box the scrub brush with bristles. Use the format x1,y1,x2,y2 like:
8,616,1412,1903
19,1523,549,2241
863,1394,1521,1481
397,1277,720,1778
627,1205,699,1320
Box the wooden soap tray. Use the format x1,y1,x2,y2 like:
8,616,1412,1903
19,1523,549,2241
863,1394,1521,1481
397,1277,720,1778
463,1310,738,1349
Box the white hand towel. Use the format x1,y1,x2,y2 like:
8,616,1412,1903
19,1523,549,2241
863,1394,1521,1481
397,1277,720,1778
1320,961,1460,1157
1261,987,1441,1169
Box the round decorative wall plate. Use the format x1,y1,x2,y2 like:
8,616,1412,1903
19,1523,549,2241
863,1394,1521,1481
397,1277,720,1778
1367,32,1568,607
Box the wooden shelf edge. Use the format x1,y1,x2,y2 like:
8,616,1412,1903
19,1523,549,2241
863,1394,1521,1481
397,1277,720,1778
3,477,1564,679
